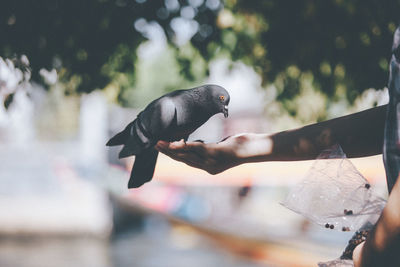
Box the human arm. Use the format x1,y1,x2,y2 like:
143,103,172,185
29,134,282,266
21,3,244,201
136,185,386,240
155,104,387,174
352,174,400,267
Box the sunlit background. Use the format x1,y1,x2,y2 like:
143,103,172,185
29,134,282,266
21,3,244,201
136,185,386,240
0,0,397,266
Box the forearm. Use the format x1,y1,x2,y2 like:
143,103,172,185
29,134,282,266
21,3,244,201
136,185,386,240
156,105,387,174
353,176,400,266
240,105,387,164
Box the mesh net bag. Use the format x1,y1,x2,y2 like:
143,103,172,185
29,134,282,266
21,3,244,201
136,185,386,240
282,144,386,232
282,145,387,266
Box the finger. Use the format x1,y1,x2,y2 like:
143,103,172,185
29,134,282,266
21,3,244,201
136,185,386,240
181,141,207,154
168,139,187,150
157,147,187,161
158,147,205,169
156,142,192,159
159,146,201,162
156,140,187,152
156,140,169,149
156,140,207,156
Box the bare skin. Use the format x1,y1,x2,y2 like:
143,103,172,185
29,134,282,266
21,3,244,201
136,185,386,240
353,175,400,266
155,104,400,265
156,104,387,174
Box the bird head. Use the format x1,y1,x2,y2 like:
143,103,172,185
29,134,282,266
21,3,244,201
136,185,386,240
219,94,230,118
205,84,230,118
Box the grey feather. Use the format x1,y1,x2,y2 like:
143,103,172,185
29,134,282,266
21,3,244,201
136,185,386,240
106,84,230,188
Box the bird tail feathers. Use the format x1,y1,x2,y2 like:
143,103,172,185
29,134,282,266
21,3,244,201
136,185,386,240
106,130,127,146
107,121,146,158
128,148,158,188
119,142,143,158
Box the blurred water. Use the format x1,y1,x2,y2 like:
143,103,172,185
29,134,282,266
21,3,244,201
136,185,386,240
0,140,265,267
0,236,109,267
0,139,358,267
0,217,265,267
111,216,265,267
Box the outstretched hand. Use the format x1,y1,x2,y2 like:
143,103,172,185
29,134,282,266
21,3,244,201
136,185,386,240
155,133,273,174
155,137,238,174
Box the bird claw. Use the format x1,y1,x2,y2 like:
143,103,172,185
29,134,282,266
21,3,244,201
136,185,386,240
217,135,231,143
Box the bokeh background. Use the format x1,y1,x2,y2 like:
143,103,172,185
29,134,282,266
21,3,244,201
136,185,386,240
0,0,396,266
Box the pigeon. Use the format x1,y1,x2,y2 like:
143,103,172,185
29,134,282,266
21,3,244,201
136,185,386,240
106,84,230,188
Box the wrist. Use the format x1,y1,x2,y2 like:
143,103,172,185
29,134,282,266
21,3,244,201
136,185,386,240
232,133,273,164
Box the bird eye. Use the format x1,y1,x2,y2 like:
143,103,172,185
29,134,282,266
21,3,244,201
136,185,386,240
219,95,225,101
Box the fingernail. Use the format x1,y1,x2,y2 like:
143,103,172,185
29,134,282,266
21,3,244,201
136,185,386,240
157,141,169,148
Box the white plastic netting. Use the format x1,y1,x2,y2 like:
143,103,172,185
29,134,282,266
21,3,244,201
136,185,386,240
281,145,386,266
282,144,386,232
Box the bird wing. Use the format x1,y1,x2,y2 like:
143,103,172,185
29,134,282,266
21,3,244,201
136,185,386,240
117,97,177,158
139,97,177,138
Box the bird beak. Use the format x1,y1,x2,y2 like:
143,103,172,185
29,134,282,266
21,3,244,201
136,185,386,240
223,105,229,118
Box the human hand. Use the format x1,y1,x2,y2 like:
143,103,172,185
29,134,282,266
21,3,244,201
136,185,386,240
155,136,240,175
155,133,273,174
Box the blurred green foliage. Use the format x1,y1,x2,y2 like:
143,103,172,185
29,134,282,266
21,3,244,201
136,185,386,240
222,0,399,104
1,0,399,107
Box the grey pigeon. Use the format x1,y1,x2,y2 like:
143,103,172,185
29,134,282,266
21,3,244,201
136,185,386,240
106,84,230,188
